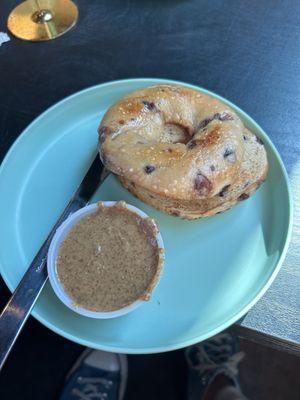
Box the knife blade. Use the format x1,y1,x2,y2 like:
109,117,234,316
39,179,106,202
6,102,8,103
0,154,107,370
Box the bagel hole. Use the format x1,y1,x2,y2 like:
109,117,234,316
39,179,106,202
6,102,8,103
161,123,191,144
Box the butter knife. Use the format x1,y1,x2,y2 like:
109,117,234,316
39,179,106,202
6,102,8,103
0,154,107,370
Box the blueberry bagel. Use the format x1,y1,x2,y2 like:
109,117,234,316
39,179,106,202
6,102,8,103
98,85,268,219
118,129,268,218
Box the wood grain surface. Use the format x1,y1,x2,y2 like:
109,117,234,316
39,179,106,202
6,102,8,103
0,0,299,348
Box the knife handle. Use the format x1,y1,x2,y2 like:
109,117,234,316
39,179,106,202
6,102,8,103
0,198,84,371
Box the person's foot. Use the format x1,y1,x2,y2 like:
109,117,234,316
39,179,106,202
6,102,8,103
59,349,127,400
185,332,245,400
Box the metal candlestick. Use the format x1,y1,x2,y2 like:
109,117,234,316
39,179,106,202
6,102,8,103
7,0,78,41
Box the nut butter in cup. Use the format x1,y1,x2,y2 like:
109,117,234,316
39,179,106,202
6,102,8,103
47,201,164,319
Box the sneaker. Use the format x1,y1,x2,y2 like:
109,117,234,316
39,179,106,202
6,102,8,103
185,333,245,400
59,349,127,400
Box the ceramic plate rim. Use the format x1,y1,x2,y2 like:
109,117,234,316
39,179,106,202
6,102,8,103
0,78,293,353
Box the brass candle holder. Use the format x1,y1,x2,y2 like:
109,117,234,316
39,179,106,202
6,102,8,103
7,0,78,41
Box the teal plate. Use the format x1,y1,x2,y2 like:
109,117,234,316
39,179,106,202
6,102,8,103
0,79,293,353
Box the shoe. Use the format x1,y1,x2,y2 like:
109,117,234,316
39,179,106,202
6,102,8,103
185,333,244,400
59,349,127,400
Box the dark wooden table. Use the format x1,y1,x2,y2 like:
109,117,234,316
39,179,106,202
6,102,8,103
0,0,299,357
